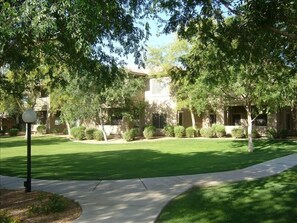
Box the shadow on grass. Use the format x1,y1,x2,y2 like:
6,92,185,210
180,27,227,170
157,167,297,223
0,136,69,148
1,139,296,180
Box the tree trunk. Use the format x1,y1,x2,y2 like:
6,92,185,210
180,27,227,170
98,108,108,141
190,108,196,129
65,120,71,137
246,104,254,152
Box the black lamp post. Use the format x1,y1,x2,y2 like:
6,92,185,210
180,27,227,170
22,109,37,192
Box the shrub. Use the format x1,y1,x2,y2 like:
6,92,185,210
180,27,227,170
196,128,200,137
266,127,278,139
70,126,86,140
231,127,245,138
143,125,156,139
0,129,6,136
200,127,215,138
0,210,19,223
252,129,261,138
28,194,67,216
174,125,185,138
212,124,226,138
186,127,196,138
163,125,174,137
85,128,97,140
94,130,104,141
36,125,46,134
8,128,19,137
279,129,288,139
62,128,68,135
123,128,137,142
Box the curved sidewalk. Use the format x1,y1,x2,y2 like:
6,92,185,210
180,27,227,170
1,153,297,223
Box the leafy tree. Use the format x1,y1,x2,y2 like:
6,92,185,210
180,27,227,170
0,0,150,93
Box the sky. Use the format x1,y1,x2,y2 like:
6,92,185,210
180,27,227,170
125,18,175,72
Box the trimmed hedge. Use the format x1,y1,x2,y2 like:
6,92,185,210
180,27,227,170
143,126,156,139
186,127,196,138
163,125,174,137
85,128,97,140
231,127,245,138
70,126,86,140
8,128,19,137
266,128,278,139
123,128,138,142
200,127,214,138
94,130,104,141
37,125,46,134
212,124,226,138
174,125,185,138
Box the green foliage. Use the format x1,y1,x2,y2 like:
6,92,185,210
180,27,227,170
0,128,7,136
185,127,195,138
36,125,46,134
200,127,214,138
212,124,226,138
163,125,175,137
85,128,97,140
62,128,68,135
93,130,104,141
0,210,20,223
279,129,288,139
174,125,185,138
8,128,19,137
252,129,261,138
28,194,67,216
143,126,156,139
123,128,138,142
266,128,278,139
231,128,246,138
70,126,86,140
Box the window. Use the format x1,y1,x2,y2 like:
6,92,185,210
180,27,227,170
152,113,166,128
254,114,267,126
109,109,123,125
209,114,216,125
178,112,183,126
232,114,241,125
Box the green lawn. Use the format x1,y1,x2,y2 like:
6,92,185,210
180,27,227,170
0,136,296,180
157,166,297,223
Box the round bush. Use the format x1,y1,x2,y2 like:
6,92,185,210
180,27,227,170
70,126,86,140
163,125,174,137
213,124,226,138
252,129,261,138
174,125,185,138
8,128,19,137
231,127,245,138
94,130,104,141
123,128,137,142
37,125,46,134
85,128,97,140
279,129,288,139
143,125,156,139
200,127,215,138
266,128,278,139
186,127,195,138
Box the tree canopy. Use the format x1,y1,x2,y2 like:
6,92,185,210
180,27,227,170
0,0,150,91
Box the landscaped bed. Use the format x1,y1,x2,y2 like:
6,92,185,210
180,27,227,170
0,189,81,223
1,136,296,180
156,166,297,223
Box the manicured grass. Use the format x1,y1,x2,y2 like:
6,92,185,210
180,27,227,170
0,136,296,180
157,166,297,223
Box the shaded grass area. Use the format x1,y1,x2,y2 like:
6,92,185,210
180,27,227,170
157,166,297,223
0,136,296,180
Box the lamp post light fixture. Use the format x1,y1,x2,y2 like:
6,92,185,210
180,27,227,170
22,109,37,192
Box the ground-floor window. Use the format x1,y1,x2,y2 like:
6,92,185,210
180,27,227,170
232,114,241,125
254,114,267,126
209,114,216,125
152,113,166,128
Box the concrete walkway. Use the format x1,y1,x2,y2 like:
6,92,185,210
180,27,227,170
1,153,297,223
